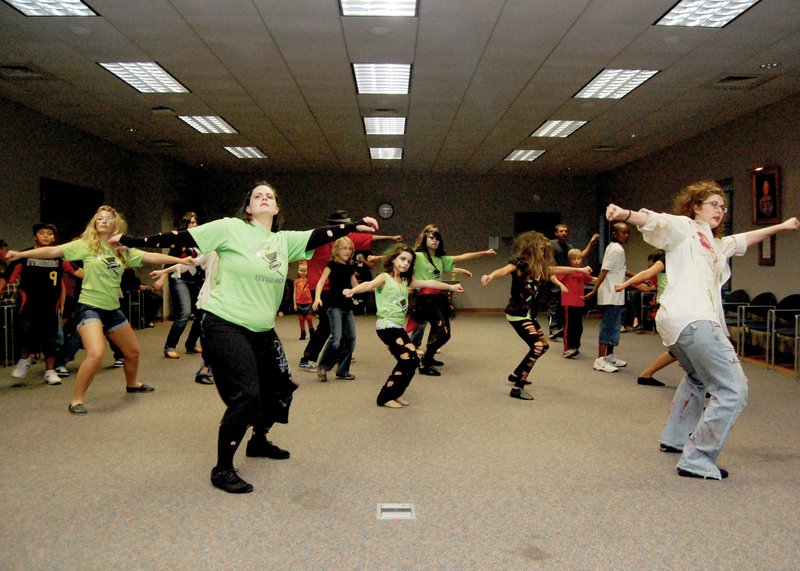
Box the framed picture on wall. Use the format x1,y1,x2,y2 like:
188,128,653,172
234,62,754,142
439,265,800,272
751,167,780,225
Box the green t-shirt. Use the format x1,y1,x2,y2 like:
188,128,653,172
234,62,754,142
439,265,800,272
413,253,454,282
190,218,313,332
61,239,145,310
375,272,409,328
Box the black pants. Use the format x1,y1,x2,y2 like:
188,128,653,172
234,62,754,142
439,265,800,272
302,290,330,363
415,294,451,366
201,312,297,428
563,306,584,351
508,318,549,383
376,328,419,406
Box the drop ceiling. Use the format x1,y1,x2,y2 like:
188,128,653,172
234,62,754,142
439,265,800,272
1,0,800,176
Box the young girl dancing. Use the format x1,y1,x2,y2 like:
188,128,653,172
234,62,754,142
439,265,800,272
313,236,358,381
481,231,591,400
344,244,464,409
293,262,314,340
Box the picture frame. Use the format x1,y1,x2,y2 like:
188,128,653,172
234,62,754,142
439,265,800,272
758,235,776,266
752,167,780,225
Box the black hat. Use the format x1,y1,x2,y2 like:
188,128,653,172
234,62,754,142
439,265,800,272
33,223,57,235
327,210,351,224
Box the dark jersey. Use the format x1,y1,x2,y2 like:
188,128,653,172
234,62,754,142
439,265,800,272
324,261,355,309
2,254,66,314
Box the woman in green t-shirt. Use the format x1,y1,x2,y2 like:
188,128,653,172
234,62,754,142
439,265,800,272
5,205,190,415
344,244,464,409
115,181,378,494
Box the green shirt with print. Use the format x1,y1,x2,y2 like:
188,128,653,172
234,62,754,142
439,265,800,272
375,272,409,328
413,253,454,282
190,218,313,332
61,239,145,310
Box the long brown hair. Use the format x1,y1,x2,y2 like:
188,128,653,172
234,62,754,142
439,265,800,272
511,230,554,280
235,180,281,231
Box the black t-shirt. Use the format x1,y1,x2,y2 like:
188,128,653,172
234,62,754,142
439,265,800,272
505,258,544,318
324,261,355,309
2,254,65,313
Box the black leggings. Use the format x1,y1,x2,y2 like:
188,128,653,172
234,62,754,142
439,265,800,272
509,318,549,385
416,294,451,366
376,328,420,406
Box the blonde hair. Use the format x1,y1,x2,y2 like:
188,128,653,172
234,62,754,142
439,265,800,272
512,231,554,280
331,236,355,264
567,248,582,261
81,205,128,260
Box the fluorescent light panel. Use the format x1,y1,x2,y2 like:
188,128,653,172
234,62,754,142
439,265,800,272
505,150,545,162
364,117,406,135
99,62,189,93
574,69,658,99
531,120,587,138
656,0,761,28
340,0,417,16
353,64,411,94
224,146,267,159
178,115,237,134
3,0,96,16
370,147,403,160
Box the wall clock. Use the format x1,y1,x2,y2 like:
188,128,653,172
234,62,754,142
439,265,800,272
378,202,394,219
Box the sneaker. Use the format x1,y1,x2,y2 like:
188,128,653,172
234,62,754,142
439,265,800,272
210,467,253,493
659,443,682,453
593,357,619,373
677,467,728,480
11,358,31,379
298,360,317,372
335,373,356,380
563,348,579,358
605,354,627,367
245,438,290,459
195,373,214,385
43,370,62,385
510,387,534,400
548,328,563,339
55,366,70,377
113,358,124,368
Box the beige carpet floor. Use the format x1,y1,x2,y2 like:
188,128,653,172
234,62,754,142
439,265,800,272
1,314,799,570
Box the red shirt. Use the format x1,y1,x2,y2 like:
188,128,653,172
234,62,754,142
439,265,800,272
294,278,312,304
555,272,594,307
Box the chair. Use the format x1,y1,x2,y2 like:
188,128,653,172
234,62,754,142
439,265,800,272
737,292,777,358
1,302,16,367
767,294,800,370
722,289,750,351
125,289,145,330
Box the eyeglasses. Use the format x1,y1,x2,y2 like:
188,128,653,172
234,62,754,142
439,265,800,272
701,201,728,214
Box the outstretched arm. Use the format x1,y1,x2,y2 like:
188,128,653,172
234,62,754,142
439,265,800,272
615,261,664,292
606,204,650,227
740,218,800,247
344,273,387,298
372,234,403,243
141,252,196,266
409,279,464,293
452,249,496,264
580,233,600,259
481,263,516,286
306,217,379,250
5,245,65,261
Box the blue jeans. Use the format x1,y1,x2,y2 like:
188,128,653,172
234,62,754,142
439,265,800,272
660,320,748,478
598,304,623,347
164,278,201,351
317,307,355,376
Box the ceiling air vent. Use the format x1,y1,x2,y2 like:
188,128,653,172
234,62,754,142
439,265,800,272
593,145,618,153
711,75,766,90
0,63,54,80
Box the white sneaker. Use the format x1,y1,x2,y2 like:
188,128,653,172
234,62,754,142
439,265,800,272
113,358,124,368
606,354,627,367
55,366,70,377
11,358,31,379
43,370,62,385
593,357,619,373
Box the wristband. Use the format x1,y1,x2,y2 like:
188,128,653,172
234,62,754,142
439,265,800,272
623,209,632,222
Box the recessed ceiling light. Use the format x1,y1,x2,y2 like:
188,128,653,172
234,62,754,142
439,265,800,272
340,0,417,17
759,62,780,69
2,0,96,16
370,147,403,159
574,69,659,99
656,0,761,28
530,120,587,138
178,115,237,134
353,63,411,94
364,117,406,135
505,150,545,162
224,146,267,159
99,62,189,93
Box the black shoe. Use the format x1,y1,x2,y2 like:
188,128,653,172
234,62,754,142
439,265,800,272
678,467,728,480
659,443,682,453
507,374,531,386
418,365,441,376
246,438,290,459
638,376,665,386
68,403,88,415
299,332,306,340
210,467,253,493
510,387,534,400
428,358,444,367
195,373,214,385
126,383,155,393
